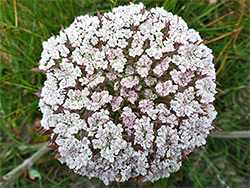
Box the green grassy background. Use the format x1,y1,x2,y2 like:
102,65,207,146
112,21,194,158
0,0,249,187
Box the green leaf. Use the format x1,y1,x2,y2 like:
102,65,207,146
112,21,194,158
29,168,42,180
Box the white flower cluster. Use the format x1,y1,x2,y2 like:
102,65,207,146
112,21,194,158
38,3,217,185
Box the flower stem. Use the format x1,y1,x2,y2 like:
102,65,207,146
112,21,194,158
0,142,50,188
212,130,250,138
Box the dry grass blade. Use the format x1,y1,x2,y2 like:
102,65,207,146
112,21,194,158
0,23,44,38
13,0,18,27
236,0,245,26
204,27,243,45
214,37,233,65
18,27,44,38
216,53,228,75
233,26,244,57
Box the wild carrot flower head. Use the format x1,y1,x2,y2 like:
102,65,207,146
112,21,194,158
38,3,217,185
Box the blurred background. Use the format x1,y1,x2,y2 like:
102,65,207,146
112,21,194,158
0,0,249,187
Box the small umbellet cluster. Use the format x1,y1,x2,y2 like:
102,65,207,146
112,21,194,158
38,3,218,185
